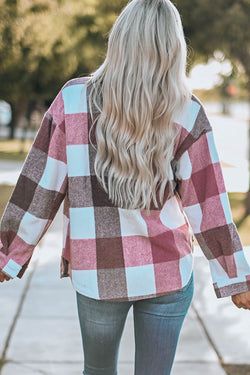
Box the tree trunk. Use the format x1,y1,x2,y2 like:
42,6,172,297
8,99,28,139
245,81,250,215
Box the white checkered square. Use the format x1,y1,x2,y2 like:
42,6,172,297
2,259,22,278
62,84,87,114
209,256,248,288
179,253,193,285
177,150,192,180
63,215,70,247
69,207,95,239
126,264,156,297
206,131,220,164
39,157,67,192
118,208,148,237
175,99,200,132
160,196,186,229
18,212,48,245
219,193,233,224
183,203,203,234
67,145,90,177
72,269,99,299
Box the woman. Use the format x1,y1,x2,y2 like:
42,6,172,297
1,0,250,374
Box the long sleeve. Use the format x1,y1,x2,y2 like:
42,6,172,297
0,89,67,279
176,104,250,298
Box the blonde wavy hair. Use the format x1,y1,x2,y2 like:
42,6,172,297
87,0,191,211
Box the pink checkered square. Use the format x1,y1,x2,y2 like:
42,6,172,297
7,235,34,265
178,178,199,207
122,236,153,267
66,113,89,145
48,125,67,163
141,210,171,237
188,133,211,173
200,195,227,232
70,239,96,270
154,260,182,293
217,254,237,277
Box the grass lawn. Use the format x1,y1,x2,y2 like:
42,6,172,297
228,192,250,246
0,139,32,161
0,185,14,218
0,185,249,245
222,365,250,375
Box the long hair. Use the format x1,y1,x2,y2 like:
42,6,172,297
87,0,191,211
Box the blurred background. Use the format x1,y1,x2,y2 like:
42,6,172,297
0,2,250,375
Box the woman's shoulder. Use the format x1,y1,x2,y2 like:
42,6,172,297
190,94,212,134
59,76,91,114
175,93,204,129
183,93,204,116
190,93,202,106
174,93,212,158
62,76,91,90
181,93,211,135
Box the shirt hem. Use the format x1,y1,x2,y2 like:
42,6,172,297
71,272,194,302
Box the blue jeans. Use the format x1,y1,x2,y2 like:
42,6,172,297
76,273,194,375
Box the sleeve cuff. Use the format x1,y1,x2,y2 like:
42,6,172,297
1,259,22,278
214,279,250,298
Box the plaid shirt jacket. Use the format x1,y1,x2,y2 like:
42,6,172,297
1,77,250,301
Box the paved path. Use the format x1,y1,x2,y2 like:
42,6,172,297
0,160,23,185
208,112,249,193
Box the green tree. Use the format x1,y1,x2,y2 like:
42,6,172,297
174,0,250,81
0,0,103,138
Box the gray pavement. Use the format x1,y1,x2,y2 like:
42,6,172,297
1,111,250,374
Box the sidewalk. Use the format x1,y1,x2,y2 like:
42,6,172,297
1,111,250,374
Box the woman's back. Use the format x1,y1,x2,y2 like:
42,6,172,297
57,76,243,301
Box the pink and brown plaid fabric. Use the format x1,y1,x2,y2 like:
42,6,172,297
1,77,250,301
